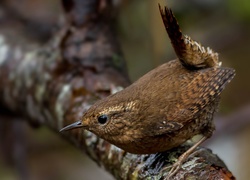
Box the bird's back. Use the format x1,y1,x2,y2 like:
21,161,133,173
126,59,234,133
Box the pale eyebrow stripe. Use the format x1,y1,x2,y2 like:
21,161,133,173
98,101,138,115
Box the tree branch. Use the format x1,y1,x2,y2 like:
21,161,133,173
0,0,235,179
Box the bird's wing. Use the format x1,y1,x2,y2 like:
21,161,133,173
145,67,235,136
169,67,235,123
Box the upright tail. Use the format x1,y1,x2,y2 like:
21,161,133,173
159,5,220,70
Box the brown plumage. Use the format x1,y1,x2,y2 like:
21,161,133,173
61,4,235,178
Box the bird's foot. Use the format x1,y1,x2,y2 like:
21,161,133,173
165,158,184,180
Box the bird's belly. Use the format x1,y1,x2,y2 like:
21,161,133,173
116,134,187,154
113,116,213,154
114,128,195,154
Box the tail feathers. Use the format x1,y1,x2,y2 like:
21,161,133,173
158,5,186,64
159,4,220,70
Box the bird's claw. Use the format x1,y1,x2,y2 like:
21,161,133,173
165,161,182,180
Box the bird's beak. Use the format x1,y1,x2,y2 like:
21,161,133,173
60,121,83,132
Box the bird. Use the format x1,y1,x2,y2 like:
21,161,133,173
60,4,235,179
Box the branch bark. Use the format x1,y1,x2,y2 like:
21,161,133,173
0,0,235,179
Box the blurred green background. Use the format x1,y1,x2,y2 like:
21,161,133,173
0,0,249,179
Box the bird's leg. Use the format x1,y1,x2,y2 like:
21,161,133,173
165,136,208,180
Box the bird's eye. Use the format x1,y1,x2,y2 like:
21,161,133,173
97,114,109,125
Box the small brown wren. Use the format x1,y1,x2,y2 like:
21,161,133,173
61,4,235,178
